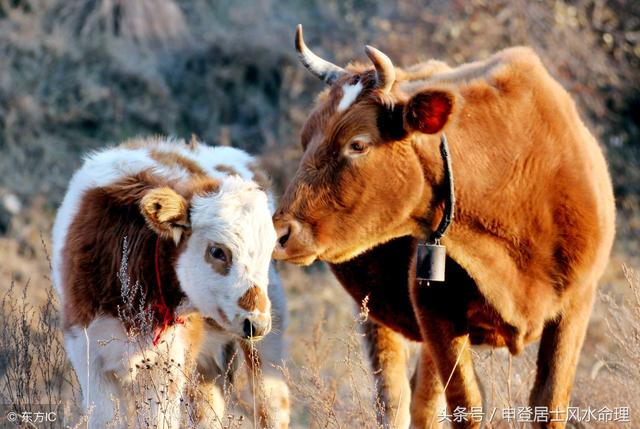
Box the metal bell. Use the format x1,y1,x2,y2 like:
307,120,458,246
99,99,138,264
416,242,446,283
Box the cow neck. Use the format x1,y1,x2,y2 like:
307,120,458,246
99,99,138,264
415,133,455,285
151,236,184,345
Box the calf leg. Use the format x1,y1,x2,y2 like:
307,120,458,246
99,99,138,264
410,344,445,429
190,365,226,428
363,319,412,429
68,315,202,428
142,325,191,429
530,287,596,428
65,319,131,428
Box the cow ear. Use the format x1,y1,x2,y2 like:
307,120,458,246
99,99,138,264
403,89,456,134
140,187,190,245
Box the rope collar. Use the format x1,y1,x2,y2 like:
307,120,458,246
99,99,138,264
152,236,184,345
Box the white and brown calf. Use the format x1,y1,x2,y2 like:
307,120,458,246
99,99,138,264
52,137,289,428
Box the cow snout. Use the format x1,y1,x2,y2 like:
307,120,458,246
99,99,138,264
242,314,270,339
237,285,271,339
275,221,293,249
272,216,318,264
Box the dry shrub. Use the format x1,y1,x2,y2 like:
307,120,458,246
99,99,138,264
0,281,81,427
279,301,385,429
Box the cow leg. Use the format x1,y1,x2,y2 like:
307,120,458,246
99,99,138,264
530,286,596,429
410,344,445,429
363,319,412,429
73,315,199,429
192,330,236,428
411,284,482,429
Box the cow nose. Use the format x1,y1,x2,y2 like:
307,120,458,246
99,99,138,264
242,316,270,339
273,218,301,258
276,223,292,248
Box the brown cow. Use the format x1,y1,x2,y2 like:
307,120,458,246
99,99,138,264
273,25,615,428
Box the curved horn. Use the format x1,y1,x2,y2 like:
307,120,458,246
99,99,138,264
295,24,346,85
365,45,396,93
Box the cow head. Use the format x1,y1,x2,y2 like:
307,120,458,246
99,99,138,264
141,175,276,340
273,25,459,265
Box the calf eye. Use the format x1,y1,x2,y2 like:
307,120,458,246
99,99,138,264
209,246,227,262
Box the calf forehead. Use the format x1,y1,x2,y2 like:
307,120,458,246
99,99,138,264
190,178,275,262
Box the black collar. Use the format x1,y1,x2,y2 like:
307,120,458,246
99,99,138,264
429,133,455,244
416,133,455,284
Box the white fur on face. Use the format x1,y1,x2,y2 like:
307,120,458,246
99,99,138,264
337,81,363,112
175,175,276,331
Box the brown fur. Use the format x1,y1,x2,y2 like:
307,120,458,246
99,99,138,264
62,170,189,330
215,164,240,176
275,46,616,427
362,320,413,428
140,186,190,241
237,285,269,313
248,161,272,191
150,149,208,177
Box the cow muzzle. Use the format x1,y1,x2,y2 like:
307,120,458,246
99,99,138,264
272,216,319,265
241,313,271,340
237,286,272,340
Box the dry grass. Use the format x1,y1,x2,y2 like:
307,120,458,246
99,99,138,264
2,256,639,427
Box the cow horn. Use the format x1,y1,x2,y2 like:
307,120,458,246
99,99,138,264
295,24,346,85
365,45,396,93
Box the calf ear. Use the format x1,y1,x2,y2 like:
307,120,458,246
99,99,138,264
403,89,456,134
140,187,190,245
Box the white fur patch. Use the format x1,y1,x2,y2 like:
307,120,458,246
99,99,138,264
337,81,363,112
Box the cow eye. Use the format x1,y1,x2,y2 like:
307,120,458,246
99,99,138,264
350,141,366,152
346,135,371,156
209,246,227,262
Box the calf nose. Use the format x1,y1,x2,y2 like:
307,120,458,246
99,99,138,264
242,315,270,339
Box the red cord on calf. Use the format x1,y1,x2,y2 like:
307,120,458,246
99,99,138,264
152,236,184,346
